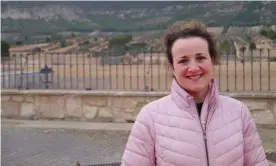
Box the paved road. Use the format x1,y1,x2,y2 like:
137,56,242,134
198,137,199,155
1,126,129,166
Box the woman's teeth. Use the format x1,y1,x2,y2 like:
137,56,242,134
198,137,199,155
188,75,202,81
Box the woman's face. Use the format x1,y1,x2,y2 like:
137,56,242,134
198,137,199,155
170,37,214,94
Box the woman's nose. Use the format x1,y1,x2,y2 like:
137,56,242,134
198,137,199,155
187,60,200,72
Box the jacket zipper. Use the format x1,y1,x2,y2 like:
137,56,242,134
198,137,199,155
193,102,209,166
201,123,209,166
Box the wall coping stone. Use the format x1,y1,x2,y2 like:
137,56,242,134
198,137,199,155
1,89,276,99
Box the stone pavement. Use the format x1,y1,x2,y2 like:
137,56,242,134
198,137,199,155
1,119,276,166
1,122,130,166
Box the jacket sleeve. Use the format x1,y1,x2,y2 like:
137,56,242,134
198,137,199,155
241,104,269,166
121,106,156,166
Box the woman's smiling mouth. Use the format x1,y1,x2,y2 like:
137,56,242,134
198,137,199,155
187,74,204,81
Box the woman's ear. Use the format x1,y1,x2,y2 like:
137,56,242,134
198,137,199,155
168,63,175,78
168,63,174,72
211,56,216,65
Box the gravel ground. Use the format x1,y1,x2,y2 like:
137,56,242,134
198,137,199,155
1,126,129,166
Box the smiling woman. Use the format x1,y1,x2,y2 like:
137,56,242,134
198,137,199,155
164,21,219,103
120,20,269,166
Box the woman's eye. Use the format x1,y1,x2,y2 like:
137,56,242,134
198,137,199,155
179,59,188,64
197,56,206,61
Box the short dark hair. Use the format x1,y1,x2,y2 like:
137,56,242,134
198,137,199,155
164,21,219,65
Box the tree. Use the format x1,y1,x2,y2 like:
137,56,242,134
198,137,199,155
239,46,246,63
249,41,256,60
266,29,276,39
128,42,147,52
60,40,66,48
16,41,23,45
260,28,276,39
260,29,267,36
109,34,132,47
45,36,51,42
249,41,256,51
1,41,10,58
220,40,230,54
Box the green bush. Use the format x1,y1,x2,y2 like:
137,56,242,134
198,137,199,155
220,40,230,52
109,34,132,47
127,43,147,52
16,41,23,45
249,41,256,50
260,28,276,39
1,41,10,58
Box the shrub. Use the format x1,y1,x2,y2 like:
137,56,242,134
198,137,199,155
109,34,132,47
1,41,10,58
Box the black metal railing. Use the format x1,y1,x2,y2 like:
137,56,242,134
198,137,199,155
1,48,276,92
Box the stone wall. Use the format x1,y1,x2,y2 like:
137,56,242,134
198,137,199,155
1,90,276,126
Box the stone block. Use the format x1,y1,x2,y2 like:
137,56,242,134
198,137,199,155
25,96,35,102
1,101,20,117
135,97,148,103
82,96,107,107
65,96,82,118
20,103,35,117
241,99,268,111
108,97,138,109
272,103,276,124
252,110,276,125
124,108,135,113
113,118,127,123
83,105,98,120
11,96,24,102
149,97,160,102
97,107,112,120
35,96,65,119
1,96,10,101
274,103,276,115
134,103,146,113
112,108,136,122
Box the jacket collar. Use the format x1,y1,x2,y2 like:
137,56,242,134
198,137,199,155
170,78,220,114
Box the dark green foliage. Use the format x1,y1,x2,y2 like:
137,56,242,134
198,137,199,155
220,40,231,53
82,40,89,45
249,41,256,50
45,36,52,42
60,40,66,48
109,34,133,47
127,43,147,52
1,41,10,58
260,28,276,39
15,41,23,45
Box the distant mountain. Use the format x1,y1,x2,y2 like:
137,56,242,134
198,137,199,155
1,1,276,37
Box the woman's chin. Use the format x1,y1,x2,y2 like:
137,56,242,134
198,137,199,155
186,88,203,94
182,84,206,94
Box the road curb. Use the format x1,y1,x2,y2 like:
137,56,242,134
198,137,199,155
1,119,133,131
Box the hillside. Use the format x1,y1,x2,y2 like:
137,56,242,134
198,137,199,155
1,1,276,37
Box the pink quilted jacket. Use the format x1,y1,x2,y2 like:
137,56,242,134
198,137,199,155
121,79,268,166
